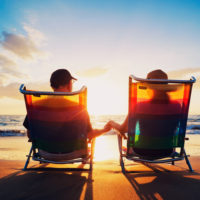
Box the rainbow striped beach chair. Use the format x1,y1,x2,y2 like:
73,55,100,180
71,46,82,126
118,75,196,173
20,84,95,171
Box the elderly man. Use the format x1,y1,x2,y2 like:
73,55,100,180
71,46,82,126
23,68,111,140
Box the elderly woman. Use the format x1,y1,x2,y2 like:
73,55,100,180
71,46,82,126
108,69,181,157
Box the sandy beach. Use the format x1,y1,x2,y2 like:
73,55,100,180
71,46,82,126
0,135,200,200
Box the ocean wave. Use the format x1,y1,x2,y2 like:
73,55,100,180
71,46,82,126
0,123,7,126
186,125,200,130
186,130,200,135
0,128,199,137
1,114,200,136
0,130,26,137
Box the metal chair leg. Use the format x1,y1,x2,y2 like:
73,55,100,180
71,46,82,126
120,157,126,173
90,138,96,171
172,157,175,165
118,134,126,173
183,149,193,172
171,148,175,165
117,134,122,157
23,145,33,171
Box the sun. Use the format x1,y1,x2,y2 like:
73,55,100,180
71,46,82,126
86,80,127,116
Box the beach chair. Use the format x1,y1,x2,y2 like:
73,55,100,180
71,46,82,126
20,84,95,171
118,75,196,173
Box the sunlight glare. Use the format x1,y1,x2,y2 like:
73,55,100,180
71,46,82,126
94,135,119,161
87,80,127,115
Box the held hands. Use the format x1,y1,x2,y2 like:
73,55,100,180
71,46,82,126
103,122,112,132
107,120,120,130
107,120,127,139
103,120,128,139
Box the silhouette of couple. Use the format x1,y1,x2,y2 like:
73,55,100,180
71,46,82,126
24,68,178,157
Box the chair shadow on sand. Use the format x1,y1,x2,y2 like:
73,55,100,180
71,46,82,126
0,163,93,200
123,163,200,200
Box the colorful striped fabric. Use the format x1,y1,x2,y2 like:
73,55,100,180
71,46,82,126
127,80,192,156
24,89,89,154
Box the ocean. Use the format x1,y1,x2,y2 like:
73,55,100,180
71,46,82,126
0,115,200,137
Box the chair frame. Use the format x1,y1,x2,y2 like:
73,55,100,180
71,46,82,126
20,84,95,171
118,75,196,173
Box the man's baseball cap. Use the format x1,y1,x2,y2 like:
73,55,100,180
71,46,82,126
50,69,77,89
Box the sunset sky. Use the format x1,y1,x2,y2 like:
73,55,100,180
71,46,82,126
0,0,200,115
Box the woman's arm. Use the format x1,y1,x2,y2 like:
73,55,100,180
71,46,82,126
108,116,128,138
88,123,111,139
109,116,128,133
119,116,128,134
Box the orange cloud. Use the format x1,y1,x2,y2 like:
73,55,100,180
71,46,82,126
76,67,108,78
0,83,22,100
0,74,10,86
0,82,50,100
168,68,200,78
168,68,200,88
0,54,16,67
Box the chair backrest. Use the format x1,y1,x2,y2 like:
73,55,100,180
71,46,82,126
127,75,195,154
20,85,88,154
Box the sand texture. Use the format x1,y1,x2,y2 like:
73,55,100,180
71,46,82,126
0,135,200,200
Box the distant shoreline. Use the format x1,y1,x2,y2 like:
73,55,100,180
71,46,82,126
1,115,200,137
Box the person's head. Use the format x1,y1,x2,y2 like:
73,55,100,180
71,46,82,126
147,69,168,80
50,69,77,92
146,69,169,101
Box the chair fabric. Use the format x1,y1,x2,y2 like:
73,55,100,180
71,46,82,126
127,81,193,157
24,89,89,155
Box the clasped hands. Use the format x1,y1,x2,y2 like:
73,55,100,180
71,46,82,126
103,120,127,139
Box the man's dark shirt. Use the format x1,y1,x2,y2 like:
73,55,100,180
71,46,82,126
23,112,92,134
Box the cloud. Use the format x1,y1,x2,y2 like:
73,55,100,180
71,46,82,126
0,31,44,59
0,73,10,86
168,68,200,79
23,25,46,46
0,25,49,102
76,67,109,78
168,67,200,88
0,54,16,67
0,83,22,100
25,82,51,91
0,25,48,86
0,82,50,100
0,54,27,83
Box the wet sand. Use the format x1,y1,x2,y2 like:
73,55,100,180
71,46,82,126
0,135,200,200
